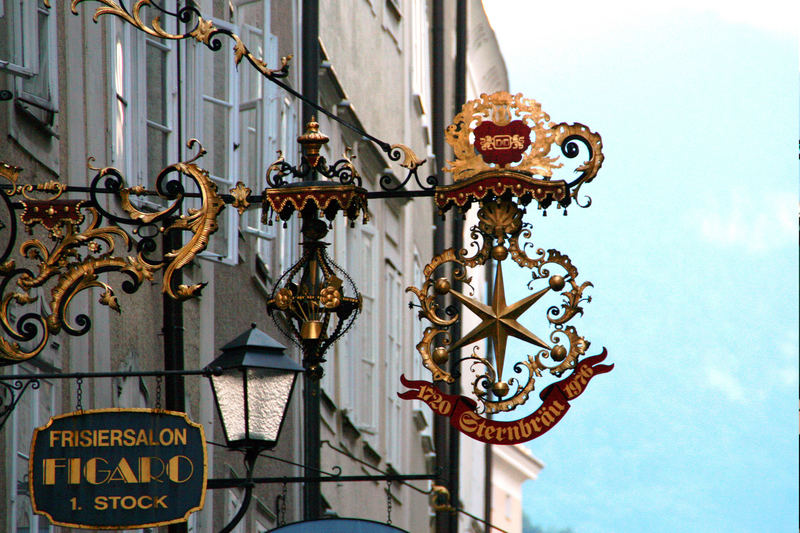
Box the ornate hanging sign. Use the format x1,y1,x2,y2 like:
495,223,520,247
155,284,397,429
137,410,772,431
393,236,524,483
29,408,207,530
402,92,612,444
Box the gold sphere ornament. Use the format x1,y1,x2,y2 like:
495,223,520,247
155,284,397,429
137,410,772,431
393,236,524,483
491,244,508,261
551,345,567,362
432,346,449,364
434,278,451,295
549,275,565,291
491,381,510,397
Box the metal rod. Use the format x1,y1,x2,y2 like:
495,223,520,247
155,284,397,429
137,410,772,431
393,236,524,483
321,440,436,496
0,368,212,381
207,473,439,489
366,189,435,199
218,449,259,533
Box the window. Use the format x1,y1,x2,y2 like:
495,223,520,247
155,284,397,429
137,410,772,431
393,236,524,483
384,261,403,466
225,488,245,533
110,18,134,178
234,4,293,277
143,31,177,187
109,2,177,191
15,0,57,129
5,367,55,532
2,0,59,171
192,2,296,267
0,0,39,78
195,17,239,263
410,0,430,115
352,222,378,431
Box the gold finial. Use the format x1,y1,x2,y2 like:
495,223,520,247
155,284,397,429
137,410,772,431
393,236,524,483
297,117,329,168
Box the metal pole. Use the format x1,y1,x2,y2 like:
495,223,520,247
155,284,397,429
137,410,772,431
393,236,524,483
448,5,467,532
431,2,450,532
167,6,187,530
301,0,321,521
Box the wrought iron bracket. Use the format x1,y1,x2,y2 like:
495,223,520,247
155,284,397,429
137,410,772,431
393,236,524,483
206,472,440,490
0,368,217,430
0,378,39,430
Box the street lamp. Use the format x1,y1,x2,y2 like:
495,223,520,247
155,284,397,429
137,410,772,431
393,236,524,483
205,324,303,533
206,324,302,450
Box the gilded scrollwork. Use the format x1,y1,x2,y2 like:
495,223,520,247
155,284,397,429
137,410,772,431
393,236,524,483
71,0,292,79
0,143,225,365
439,92,604,211
408,197,594,415
444,92,561,181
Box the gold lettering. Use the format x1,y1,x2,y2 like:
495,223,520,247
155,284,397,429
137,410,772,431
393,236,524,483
154,495,168,508
63,430,75,447
84,457,110,484
69,457,81,484
138,495,152,509
94,496,108,510
80,429,93,447
135,429,148,446
97,429,109,447
107,496,121,509
123,429,136,446
159,428,173,446
167,455,193,483
110,429,123,447
43,458,64,485
458,411,479,433
484,426,496,441
517,419,531,439
107,458,138,483
49,430,59,447
174,428,186,446
140,456,165,483
120,496,137,510
510,424,521,441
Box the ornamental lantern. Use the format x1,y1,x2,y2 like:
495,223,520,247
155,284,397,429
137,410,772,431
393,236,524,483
205,325,302,450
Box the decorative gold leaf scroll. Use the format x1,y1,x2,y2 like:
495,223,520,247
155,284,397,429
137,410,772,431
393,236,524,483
441,91,604,208
407,199,592,414
70,0,292,78
0,142,225,365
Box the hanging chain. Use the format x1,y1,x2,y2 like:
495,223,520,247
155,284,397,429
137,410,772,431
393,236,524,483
75,377,83,412
155,375,162,411
386,480,393,525
279,482,288,525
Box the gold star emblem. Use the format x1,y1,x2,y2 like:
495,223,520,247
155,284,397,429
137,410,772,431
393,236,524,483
448,261,550,381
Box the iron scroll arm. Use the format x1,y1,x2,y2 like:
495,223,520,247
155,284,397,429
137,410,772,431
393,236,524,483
0,378,39,430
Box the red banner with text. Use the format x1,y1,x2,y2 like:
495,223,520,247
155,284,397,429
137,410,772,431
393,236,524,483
398,349,613,444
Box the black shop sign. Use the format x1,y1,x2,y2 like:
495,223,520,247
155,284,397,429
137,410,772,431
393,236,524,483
29,408,207,530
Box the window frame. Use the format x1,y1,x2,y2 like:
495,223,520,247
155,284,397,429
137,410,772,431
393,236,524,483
384,259,404,467
5,366,56,533
192,17,240,265
0,0,39,78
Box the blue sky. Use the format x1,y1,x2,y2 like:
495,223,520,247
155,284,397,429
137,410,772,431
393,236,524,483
482,2,799,532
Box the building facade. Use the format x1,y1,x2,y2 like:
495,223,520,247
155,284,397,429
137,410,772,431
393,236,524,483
0,1,533,531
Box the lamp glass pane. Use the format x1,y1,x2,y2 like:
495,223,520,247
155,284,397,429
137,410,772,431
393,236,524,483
245,368,295,442
211,371,246,442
